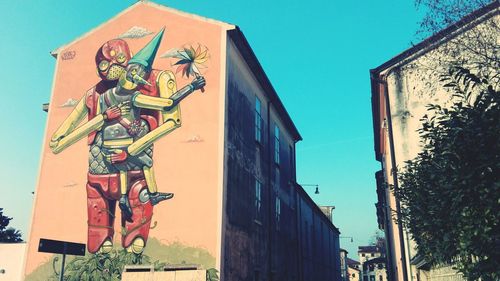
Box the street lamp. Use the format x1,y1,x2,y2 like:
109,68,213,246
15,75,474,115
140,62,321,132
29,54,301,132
301,184,320,194
340,236,354,243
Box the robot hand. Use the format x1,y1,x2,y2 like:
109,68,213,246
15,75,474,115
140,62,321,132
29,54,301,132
105,149,128,164
104,102,131,121
49,135,64,150
191,76,206,92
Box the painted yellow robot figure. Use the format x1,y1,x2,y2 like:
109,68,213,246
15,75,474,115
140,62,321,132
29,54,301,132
50,29,206,254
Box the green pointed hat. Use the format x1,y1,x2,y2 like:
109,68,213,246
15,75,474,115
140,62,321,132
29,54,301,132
128,27,165,70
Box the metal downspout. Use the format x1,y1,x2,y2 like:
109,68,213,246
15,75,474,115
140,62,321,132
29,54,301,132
293,140,304,281
380,74,409,281
267,100,273,281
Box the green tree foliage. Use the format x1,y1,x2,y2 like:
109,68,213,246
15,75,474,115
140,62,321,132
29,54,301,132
395,67,500,280
206,268,220,281
0,208,22,243
49,249,220,281
49,249,166,281
415,0,491,36
413,1,499,85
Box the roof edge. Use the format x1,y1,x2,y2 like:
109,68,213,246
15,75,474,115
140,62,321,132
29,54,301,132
370,71,383,162
295,183,341,234
51,0,235,58
371,0,499,75
370,1,499,162
50,1,143,57
227,27,302,141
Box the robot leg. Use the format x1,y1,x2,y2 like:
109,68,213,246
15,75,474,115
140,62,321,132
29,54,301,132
86,182,116,254
121,179,153,254
143,166,174,205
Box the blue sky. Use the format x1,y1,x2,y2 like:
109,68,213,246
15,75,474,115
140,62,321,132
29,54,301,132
0,0,423,258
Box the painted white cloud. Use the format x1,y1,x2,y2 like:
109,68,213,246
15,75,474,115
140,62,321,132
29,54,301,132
185,135,203,143
59,98,78,108
118,26,153,39
63,181,77,188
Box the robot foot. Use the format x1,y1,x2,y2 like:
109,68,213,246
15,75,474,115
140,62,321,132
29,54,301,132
119,195,133,222
149,192,174,206
98,239,114,254
126,237,145,255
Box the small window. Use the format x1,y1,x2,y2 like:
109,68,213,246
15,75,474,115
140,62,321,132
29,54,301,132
275,196,281,230
255,97,262,142
255,180,262,220
274,125,280,164
274,168,280,189
362,253,365,257
254,270,260,281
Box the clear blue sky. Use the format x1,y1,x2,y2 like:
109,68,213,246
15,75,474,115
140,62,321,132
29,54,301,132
0,0,423,258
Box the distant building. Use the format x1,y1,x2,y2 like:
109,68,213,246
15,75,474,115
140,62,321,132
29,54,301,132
362,257,387,281
320,206,336,222
0,243,26,281
370,2,498,281
25,1,342,281
340,249,349,281
358,246,383,264
347,258,361,281
358,246,387,281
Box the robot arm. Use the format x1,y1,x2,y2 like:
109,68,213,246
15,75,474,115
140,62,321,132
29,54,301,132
131,75,205,111
132,93,174,111
50,96,89,153
51,114,106,154
127,71,185,156
127,118,181,156
50,97,126,154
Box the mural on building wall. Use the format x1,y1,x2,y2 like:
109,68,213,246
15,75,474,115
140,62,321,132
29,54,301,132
49,28,207,255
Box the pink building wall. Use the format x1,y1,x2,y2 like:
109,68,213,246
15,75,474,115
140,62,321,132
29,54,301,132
24,3,232,279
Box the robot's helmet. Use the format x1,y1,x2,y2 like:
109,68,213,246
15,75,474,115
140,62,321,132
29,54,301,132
128,27,165,71
118,28,165,90
95,39,132,81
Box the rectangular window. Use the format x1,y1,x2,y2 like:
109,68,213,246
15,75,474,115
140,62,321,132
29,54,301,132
289,145,294,182
254,270,260,281
255,97,262,142
274,168,280,189
274,125,280,164
255,179,262,220
275,196,281,230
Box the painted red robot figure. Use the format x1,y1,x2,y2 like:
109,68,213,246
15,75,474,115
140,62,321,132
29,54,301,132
50,30,204,255
50,38,136,254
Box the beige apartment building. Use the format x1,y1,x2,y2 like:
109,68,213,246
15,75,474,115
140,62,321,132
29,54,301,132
370,2,498,281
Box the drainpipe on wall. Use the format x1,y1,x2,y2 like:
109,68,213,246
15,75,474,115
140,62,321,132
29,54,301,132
295,184,303,281
292,140,303,281
380,74,409,281
266,99,273,281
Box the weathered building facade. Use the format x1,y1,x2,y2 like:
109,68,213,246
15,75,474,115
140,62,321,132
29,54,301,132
24,1,341,280
224,29,341,281
370,2,498,281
